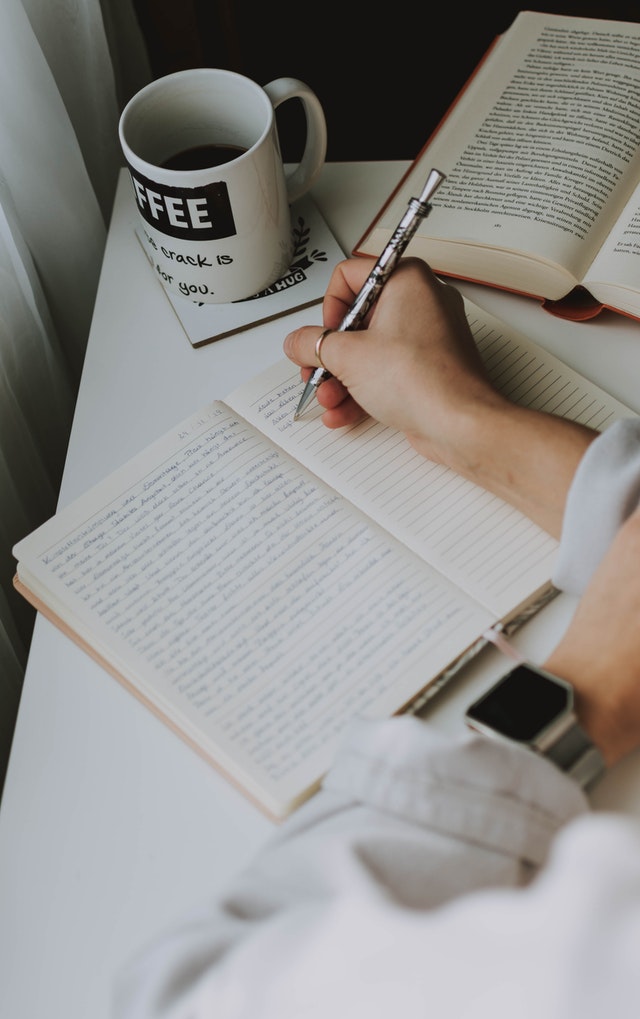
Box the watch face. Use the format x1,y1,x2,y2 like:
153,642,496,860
466,665,570,742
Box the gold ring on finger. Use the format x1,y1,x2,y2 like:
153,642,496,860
315,328,332,371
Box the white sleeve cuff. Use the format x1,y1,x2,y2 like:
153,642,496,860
553,417,640,595
323,716,587,868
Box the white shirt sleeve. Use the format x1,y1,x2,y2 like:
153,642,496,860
553,417,640,594
115,718,631,1019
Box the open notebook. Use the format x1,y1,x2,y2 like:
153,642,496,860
12,296,635,819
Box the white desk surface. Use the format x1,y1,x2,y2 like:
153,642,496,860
2,161,640,1019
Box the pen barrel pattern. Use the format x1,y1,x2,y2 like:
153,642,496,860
340,198,433,331
295,170,445,416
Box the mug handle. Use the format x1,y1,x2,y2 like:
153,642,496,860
263,77,327,203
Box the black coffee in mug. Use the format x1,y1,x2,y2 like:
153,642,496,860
161,142,247,171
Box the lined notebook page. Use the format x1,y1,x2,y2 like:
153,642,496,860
227,299,633,618
14,399,492,817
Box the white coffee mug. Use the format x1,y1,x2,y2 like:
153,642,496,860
119,68,327,303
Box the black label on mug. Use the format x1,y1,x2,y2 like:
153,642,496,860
127,166,237,241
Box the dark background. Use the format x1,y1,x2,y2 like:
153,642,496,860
131,2,640,162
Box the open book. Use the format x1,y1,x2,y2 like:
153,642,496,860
12,297,634,820
355,11,640,322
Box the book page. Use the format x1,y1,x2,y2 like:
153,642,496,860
361,13,640,300
583,179,640,316
13,400,492,818
226,298,634,619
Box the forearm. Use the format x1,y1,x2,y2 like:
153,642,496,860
553,417,640,592
410,398,597,539
533,418,640,766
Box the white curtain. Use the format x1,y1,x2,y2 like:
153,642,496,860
0,0,151,784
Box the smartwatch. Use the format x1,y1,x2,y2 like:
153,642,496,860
464,662,605,789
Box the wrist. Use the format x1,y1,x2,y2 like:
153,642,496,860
542,509,640,768
411,399,596,539
542,648,623,767
407,389,513,480
465,661,606,789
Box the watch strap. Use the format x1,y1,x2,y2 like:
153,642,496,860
545,718,606,788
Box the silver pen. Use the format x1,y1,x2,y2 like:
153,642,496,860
293,167,446,420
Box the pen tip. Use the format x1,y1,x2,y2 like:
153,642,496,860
294,381,316,420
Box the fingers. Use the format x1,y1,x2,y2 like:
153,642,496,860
308,375,367,430
285,324,365,428
283,256,436,373
321,256,379,331
314,328,333,372
283,255,488,436
283,316,368,429
284,322,342,374
283,256,396,371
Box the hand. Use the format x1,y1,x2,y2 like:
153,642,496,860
284,257,597,538
544,506,640,766
284,256,496,440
